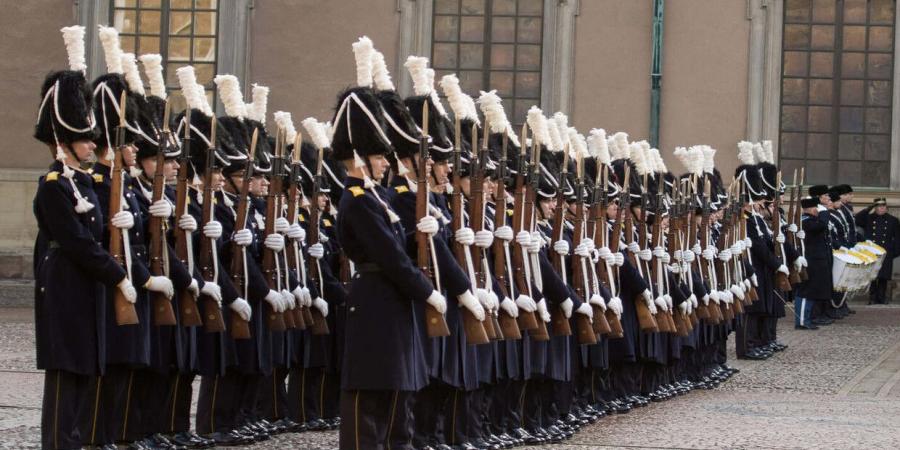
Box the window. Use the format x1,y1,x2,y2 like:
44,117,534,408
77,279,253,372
779,0,895,187
111,0,219,112
432,0,544,126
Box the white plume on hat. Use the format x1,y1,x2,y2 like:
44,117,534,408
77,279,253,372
688,146,706,176
273,111,297,144
371,50,394,91
351,36,374,88
477,90,519,146
737,141,755,165
463,94,481,126
425,68,448,117
196,84,213,116
609,132,630,160
302,117,331,151
630,141,651,175
649,148,666,173
587,129,610,165
405,56,431,96
176,66,204,114
702,145,716,174
751,142,764,164
214,74,246,119
439,74,468,120
98,25,124,74
552,113,570,152
568,128,588,160
247,83,269,123
60,26,87,73
526,106,551,148
546,116,563,153
761,140,774,163
674,146,689,172
120,53,145,96
138,54,166,99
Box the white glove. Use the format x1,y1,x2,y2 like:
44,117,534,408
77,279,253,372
702,247,717,261
744,279,752,291
553,240,570,256
274,217,291,234
233,228,253,246
665,294,673,310
673,250,683,262
702,293,710,306
287,223,306,241
722,290,733,305
628,242,640,253
500,297,519,318
516,230,532,247
313,297,329,317
200,281,222,307
455,227,475,246
426,290,447,314
614,253,624,266
718,249,732,261
645,292,658,315
683,250,695,263
458,290,486,321
744,237,753,248
654,296,668,312
308,243,325,259
576,302,593,319
264,233,285,252
777,264,790,275
281,289,296,310
475,288,491,308
561,298,573,318
515,294,537,312
290,286,305,307
689,293,698,309
589,294,606,311
709,290,720,304
796,230,806,240
575,242,592,258
597,246,612,259
528,234,541,254
788,224,798,233
474,230,494,248
652,246,666,258
730,243,742,255
583,238,596,252
299,286,313,307
639,248,652,261
798,255,808,267
776,233,785,244
111,210,134,230
494,226,514,242
661,253,671,264
730,284,745,301
117,278,137,304
692,243,702,255
230,297,252,321
187,279,200,298
618,239,628,252
536,299,551,323
149,199,172,218
265,289,285,313
203,220,223,239
752,273,759,286
607,296,623,317
679,302,688,315
178,214,198,232
417,216,440,235
145,276,174,299
486,291,499,310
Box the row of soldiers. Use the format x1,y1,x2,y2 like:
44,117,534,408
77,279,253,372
33,27,818,450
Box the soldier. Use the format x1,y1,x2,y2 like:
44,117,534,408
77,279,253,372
794,196,832,329
855,198,900,304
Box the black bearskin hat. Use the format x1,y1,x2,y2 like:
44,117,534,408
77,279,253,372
35,70,97,146
331,87,393,161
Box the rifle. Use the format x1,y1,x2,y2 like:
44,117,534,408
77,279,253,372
649,178,676,333
581,161,612,338
698,178,722,323
223,126,257,339
786,169,801,285
524,135,550,341
147,102,177,326
463,122,496,342
195,119,229,334
796,167,808,281
304,132,332,335
549,146,573,337
715,190,735,321
109,91,139,326
510,124,540,333
569,152,599,344
623,169,658,332
772,171,792,292
491,131,521,340
284,132,307,330
263,129,293,330
416,105,451,337
684,176,708,320
668,183,691,336
592,164,622,337
172,108,203,327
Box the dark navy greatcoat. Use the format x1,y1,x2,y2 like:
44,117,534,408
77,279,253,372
796,210,833,300
337,177,434,391
856,207,900,279
34,161,127,375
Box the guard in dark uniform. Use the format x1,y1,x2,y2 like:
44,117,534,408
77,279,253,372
856,198,900,304
794,196,832,329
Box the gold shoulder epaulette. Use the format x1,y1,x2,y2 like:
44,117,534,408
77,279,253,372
323,218,332,227
395,185,409,194
45,171,59,182
349,186,365,197
93,174,104,183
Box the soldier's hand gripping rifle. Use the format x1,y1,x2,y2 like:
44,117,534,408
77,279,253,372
523,135,550,341
582,160,612,338
669,184,693,335
491,130,522,340
591,164,622,337
796,167,808,281
283,132,307,331
197,119,228,333
224,127,259,339
304,130,331,335
417,106,451,338
510,125,541,333
786,169,802,285
772,171,792,292
148,101,178,326
623,169,659,332
699,178,723,323
263,130,294,331
110,91,139,326
549,145,573,337
172,107,203,327
569,152,599,344
649,179,676,333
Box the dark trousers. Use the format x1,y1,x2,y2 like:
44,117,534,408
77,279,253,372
870,278,889,304
412,382,474,447
490,379,524,433
339,389,414,450
41,370,97,450
257,366,290,421
96,365,141,444
286,366,341,424
196,370,261,434
795,297,815,327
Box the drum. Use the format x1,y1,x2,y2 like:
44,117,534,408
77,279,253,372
856,242,887,279
832,251,863,292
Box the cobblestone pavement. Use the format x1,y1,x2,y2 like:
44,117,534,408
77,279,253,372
4,303,900,449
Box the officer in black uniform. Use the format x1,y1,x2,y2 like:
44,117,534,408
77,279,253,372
794,196,832,329
856,198,900,304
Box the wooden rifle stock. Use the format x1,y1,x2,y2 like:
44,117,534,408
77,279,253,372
623,177,658,332
549,147,572,337
109,106,139,326
569,154,598,344
510,126,539,333
261,130,290,331
147,102,177,326
491,132,521,340
306,140,330,335
772,171,792,292
284,135,307,330
523,141,549,341
196,119,228,333
172,109,202,327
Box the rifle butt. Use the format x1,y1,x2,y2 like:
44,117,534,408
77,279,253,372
178,291,203,327
114,291,140,326
310,308,330,335
733,297,745,314
722,303,735,321
229,313,251,340
800,267,809,281
666,311,677,333
575,314,598,345
481,310,498,341
776,272,793,292
592,305,612,336
635,299,659,332
498,310,521,340
695,303,711,320
462,309,490,345
550,306,572,337
151,293,177,326
283,306,297,329
425,304,451,337
302,307,315,326
530,319,550,341
490,313,503,341
200,296,225,333
747,284,759,302
656,311,673,333
673,311,690,337
517,310,539,331
605,310,624,338
266,305,287,332
292,307,307,330
789,267,801,285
